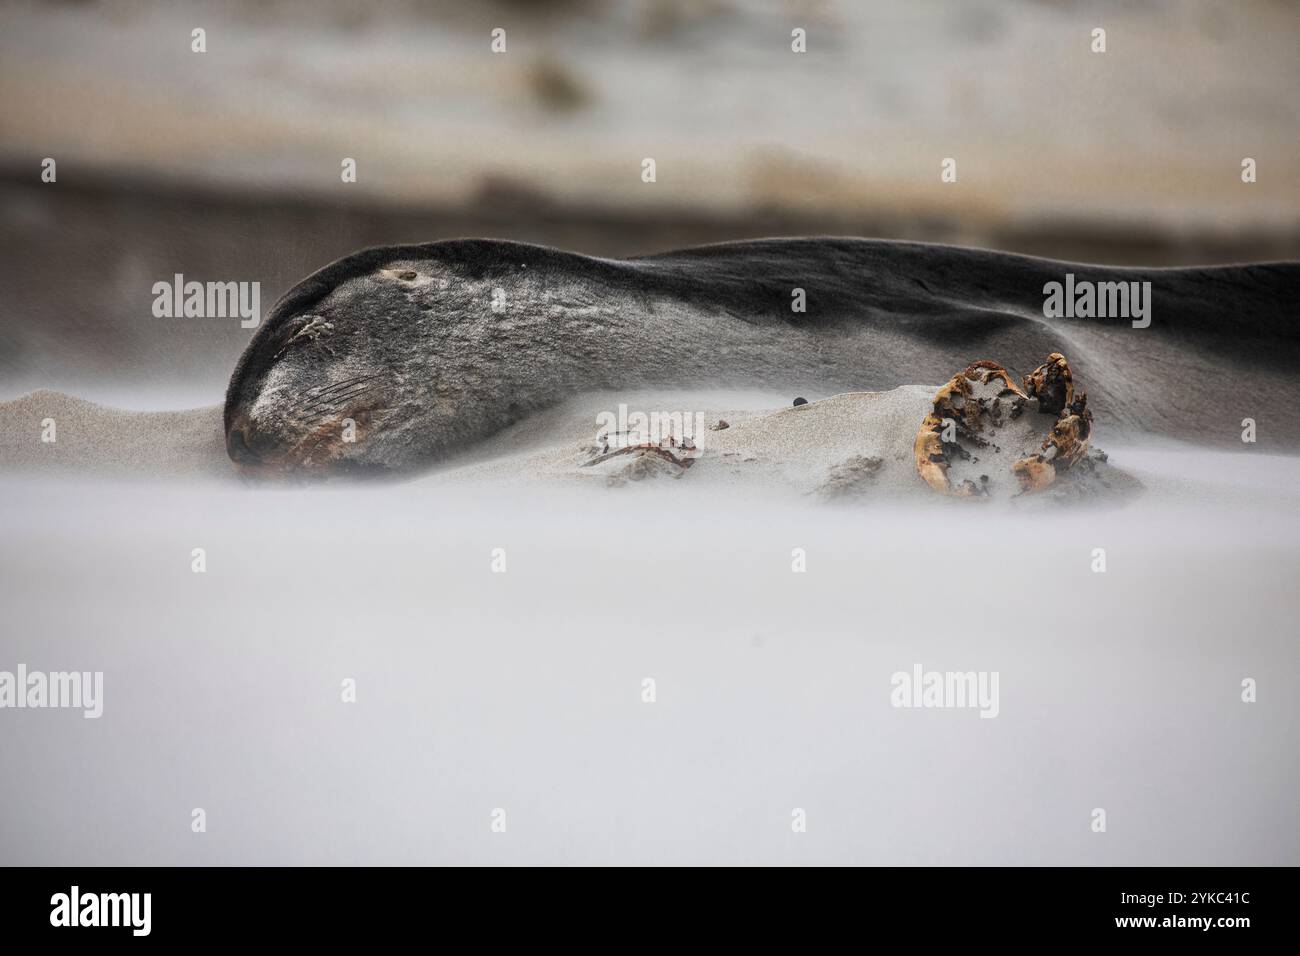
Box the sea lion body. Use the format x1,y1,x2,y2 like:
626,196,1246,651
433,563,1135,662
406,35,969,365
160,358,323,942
224,238,1300,477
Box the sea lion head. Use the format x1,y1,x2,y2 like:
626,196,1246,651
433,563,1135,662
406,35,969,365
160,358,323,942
224,245,515,479
224,311,397,479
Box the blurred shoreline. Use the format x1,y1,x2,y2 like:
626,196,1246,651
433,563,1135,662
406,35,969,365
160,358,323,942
10,161,1300,264
4,165,1299,408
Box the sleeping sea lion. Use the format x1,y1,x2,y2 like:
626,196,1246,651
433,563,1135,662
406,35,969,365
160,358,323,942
224,238,1300,477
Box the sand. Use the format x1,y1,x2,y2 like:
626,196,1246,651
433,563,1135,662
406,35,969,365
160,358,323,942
0,390,227,480
13,383,1300,518
423,386,1141,506
0,386,1144,505
2,441,1298,866
2,386,1299,865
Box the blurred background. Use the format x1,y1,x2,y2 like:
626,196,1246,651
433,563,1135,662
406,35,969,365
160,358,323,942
2,0,1298,406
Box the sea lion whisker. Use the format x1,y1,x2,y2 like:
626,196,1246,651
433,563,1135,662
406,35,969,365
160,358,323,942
302,380,374,403
299,381,383,413
311,383,380,409
301,373,384,402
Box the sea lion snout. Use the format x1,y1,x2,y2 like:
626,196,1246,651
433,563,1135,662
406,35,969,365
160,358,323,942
225,415,260,467
225,300,402,477
225,409,284,476
225,383,401,478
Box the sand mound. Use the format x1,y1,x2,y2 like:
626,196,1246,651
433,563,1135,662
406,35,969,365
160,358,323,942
0,386,1139,502
424,386,1141,504
0,390,228,479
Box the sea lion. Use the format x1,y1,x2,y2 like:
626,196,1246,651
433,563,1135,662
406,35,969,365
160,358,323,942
224,238,1300,477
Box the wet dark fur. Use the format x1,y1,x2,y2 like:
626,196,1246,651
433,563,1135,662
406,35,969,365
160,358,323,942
225,238,1300,476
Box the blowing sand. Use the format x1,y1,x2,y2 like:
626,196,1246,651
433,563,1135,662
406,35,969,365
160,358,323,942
2,385,1299,865
0,386,1142,504
0,390,226,480
2,448,1298,866
424,386,1141,506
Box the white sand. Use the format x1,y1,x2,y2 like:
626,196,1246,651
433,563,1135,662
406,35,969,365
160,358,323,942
423,386,943,497
0,389,227,480
424,385,1139,503
2,458,1298,865
0,386,1146,505
11,386,1300,514
2,389,1299,865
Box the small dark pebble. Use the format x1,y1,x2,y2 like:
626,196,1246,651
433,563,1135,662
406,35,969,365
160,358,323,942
980,474,989,482
793,397,808,406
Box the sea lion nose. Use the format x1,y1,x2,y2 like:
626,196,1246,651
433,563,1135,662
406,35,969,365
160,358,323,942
225,415,262,468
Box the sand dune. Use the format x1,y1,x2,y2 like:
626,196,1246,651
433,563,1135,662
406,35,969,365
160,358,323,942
0,390,226,479
4,392,1300,868
19,383,1300,514
423,386,1141,505
1,385,1140,504
2,400,1298,865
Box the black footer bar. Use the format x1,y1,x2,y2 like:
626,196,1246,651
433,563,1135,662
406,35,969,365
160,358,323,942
0,866,1281,942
